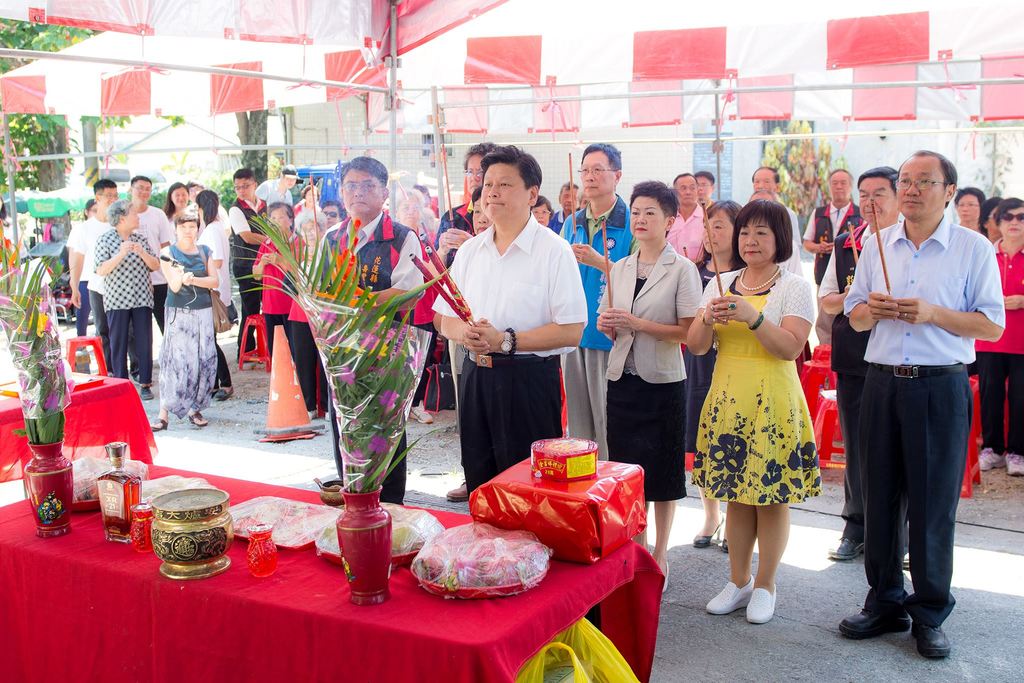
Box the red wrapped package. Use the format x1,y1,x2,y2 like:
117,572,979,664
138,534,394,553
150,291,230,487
470,460,646,564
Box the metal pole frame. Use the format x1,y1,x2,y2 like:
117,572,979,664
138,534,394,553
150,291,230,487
1,113,18,241
387,0,400,193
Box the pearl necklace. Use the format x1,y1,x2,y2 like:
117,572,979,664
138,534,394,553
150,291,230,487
737,266,781,292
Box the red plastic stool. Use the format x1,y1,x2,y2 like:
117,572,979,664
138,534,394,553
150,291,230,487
811,344,832,363
66,336,108,376
813,389,846,469
800,359,836,417
238,314,271,372
962,377,984,498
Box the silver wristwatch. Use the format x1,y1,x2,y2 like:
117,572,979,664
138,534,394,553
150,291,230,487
500,329,514,354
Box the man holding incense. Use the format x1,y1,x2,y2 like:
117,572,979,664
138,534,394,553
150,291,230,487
326,156,425,504
840,151,1004,659
434,142,499,266
819,166,899,563
433,145,587,493
561,143,634,460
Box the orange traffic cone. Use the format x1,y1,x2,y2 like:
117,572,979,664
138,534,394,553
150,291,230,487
258,326,325,443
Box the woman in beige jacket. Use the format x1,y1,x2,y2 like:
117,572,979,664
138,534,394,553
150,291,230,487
597,181,703,585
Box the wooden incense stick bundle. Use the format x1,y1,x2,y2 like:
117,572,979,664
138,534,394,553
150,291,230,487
699,199,725,296
870,200,892,294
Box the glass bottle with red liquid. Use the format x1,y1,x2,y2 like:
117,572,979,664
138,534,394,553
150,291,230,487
246,523,278,577
97,442,141,543
130,502,154,552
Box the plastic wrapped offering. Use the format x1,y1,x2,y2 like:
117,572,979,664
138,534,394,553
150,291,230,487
315,504,445,566
72,456,149,508
230,496,341,550
411,523,552,599
140,475,211,504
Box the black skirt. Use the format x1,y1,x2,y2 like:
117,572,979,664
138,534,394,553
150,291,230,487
606,373,687,502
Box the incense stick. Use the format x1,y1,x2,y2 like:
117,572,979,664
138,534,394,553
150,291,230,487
870,200,892,294
699,199,725,296
439,138,456,227
567,153,577,243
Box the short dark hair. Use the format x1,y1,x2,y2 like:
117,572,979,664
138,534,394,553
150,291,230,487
582,143,622,172
174,212,200,227
267,201,295,222
995,197,1024,224
630,180,679,218
340,156,389,187
672,173,695,186
560,182,579,193
233,168,256,182
828,168,854,181
84,198,97,213
471,186,483,204
300,184,317,199
980,196,1003,228
93,178,117,194
858,166,898,193
704,200,744,270
129,175,152,187
695,171,716,185
752,166,780,184
186,181,203,191
955,187,986,207
734,199,793,264
413,184,430,198
464,142,499,170
480,145,543,191
321,199,343,212
901,150,957,186
195,189,221,227
533,195,553,213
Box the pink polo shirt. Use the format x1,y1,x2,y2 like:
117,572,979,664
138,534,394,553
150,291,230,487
976,242,1024,355
666,203,704,261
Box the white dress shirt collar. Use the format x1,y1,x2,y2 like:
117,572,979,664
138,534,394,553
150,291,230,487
481,215,542,257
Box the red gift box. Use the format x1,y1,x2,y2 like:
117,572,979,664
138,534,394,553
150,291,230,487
470,459,647,564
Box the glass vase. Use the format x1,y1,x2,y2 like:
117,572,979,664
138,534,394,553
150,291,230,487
246,523,278,578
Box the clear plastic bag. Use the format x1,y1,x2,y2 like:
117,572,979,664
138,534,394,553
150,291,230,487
140,475,211,503
314,504,444,564
73,456,150,503
230,496,342,549
411,523,552,599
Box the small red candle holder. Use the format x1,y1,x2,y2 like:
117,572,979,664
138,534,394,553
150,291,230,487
246,523,278,578
129,502,154,553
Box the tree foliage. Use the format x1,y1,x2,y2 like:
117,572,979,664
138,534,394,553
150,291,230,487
761,120,848,225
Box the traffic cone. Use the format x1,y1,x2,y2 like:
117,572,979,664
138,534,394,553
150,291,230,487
258,326,325,443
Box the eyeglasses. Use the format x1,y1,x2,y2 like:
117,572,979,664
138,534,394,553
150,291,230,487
322,211,340,218
579,167,615,177
464,170,484,179
896,178,946,191
233,183,255,191
1000,212,1024,223
341,180,381,193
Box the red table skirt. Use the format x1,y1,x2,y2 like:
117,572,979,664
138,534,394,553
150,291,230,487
0,466,662,682
0,377,156,482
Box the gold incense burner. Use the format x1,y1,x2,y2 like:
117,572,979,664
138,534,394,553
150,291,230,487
151,488,233,580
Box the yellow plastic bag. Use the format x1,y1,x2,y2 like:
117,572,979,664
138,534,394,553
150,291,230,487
516,618,641,683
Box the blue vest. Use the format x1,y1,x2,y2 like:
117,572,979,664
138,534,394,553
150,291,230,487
562,196,632,351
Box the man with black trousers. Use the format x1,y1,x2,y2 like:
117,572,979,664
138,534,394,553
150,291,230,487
840,151,1005,658
819,166,899,562
326,156,425,504
227,168,267,359
433,145,587,493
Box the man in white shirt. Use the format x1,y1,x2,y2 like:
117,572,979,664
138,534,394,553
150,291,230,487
228,168,268,359
434,145,587,493
129,175,174,333
69,179,119,366
256,164,298,207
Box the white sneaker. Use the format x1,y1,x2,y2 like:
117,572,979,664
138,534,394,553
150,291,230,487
979,448,1005,471
746,587,777,624
706,578,753,615
1007,453,1024,476
410,406,434,424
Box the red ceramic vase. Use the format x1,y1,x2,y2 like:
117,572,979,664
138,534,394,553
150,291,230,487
336,489,392,606
22,441,73,538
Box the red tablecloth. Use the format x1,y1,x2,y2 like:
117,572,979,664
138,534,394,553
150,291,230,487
0,466,662,682
0,377,156,482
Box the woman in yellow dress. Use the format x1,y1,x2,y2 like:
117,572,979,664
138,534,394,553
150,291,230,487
686,199,820,624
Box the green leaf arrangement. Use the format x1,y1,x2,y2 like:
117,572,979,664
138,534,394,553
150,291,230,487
0,227,70,445
250,216,435,493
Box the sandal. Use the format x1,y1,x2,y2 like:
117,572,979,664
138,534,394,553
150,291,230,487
150,418,168,432
214,387,234,401
187,412,209,428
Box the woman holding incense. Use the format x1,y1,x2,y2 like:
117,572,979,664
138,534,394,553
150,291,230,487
684,200,744,551
597,181,702,586
687,199,820,625
976,197,1024,476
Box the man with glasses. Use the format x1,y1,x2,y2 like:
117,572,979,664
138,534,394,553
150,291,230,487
695,170,716,203
69,179,120,368
320,200,345,233
228,168,268,360
667,173,704,261
840,151,1005,659
561,143,634,460
434,142,498,266
326,156,425,504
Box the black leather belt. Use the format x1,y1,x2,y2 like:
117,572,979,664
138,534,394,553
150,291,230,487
468,353,555,368
870,363,965,379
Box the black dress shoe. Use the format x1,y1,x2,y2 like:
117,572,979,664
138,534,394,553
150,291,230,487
829,537,864,561
912,623,951,658
839,610,912,640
